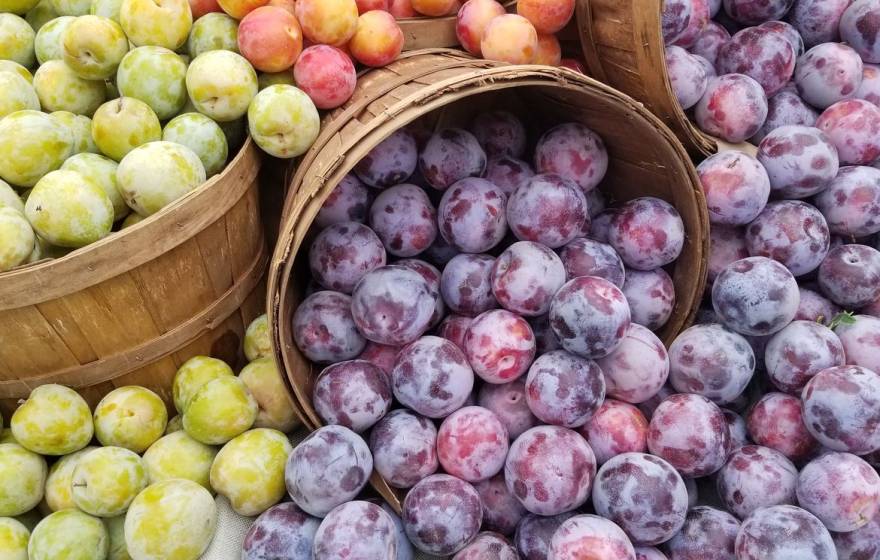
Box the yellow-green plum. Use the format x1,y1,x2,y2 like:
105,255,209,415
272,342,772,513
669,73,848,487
71,446,148,517
0,517,29,560
142,430,217,491
25,0,59,30
34,15,74,63
44,446,97,512
28,509,108,560
91,97,161,161
186,50,257,122
186,12,238,58
119,211,143,229
61,152,128,220
10,384,94,455
164,414,182,433
239,358,299,432
25,169,114,247
91,0,123,21
248,84,319,158
62,15,128,80
0,60,33,83
0,207,35,272
209,428,292,516
163,112,227,176
171,355,234,413
124,479,217,560
183,376,258,445
117,46,188,120
257,70,294,90
0,443,47,516
0,110,72,187
119,0,192,50
0,179,24,212
50,0,91,15
0,72,39,119
244,314,271,360
103,515,130,560
116,140,206,216
33,60,106,116
0,14,36,67
51,111,98,154
93,386,167,452
2,0,40,14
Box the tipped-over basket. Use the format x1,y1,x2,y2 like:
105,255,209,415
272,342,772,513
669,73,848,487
0,138,269,416
267,49,709,511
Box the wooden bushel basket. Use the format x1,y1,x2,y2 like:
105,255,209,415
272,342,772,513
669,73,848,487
0,139,268,416
267,49,709,511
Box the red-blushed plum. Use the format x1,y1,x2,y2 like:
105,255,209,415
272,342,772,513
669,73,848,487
637,384,676,419
548,514,636,560
746,392,818,460
816,100,880,164
379,502,414,560
464,309,536,384
470,110,527,158
293,46,356,110
666,506,740,560
312,360,391,433
647,393,730,477
369,184,437,258
515,513,576,560
294,0,358,45
348,10,404,68
351,265,435,345
292,291,366,363
369,409,438,489
580,399,649,464
673,0,709,48
550,276,631,359
315,174,369,229
832,508,880,560
559,58,588,74
506,173,588,249
524,350,605,428
418,128,486,191
662,0,693,44
356,0,387,11
475,474,527,536
734,505,836,560
797,451,880,532
455,0,507,56
480,14,539,64
559,237,625,287
596,324,669,404
817,244,880,308
516,0,574,34
745,200,830,276
591,453,688,545
814,166,880,238
437,406,509,482
504,425,596,515
396,258,444,328
696,151,771,226
452,532,518,560
621,268,675,331
757,126,839,199
717,26,795,96
285,425,372,517
635,547,668,560
716,445,798,520
401,474,482,556
190,0,223,18
534,34,562,66
391,336,474,418
801,364,880,454
796,287,841,325
309,222,386,294
760,20,804,56
788,0,849,48
491,241,566,317
722,0,793,24
389,0,416,16
477,379,539,440
237,6,302,73
589,210,617,243
840,0,880,63
357,342,400,382
436,314,472,351
534,122,608,194
666,46,709,110
607,197,684,270
708,225,749,283
484,156,535,196
857,63,880,104
242,502,321,560
312,501,396,559
411,0,456,16
723,408,750,450
695,74,769,143
765,320,845,394
668,323,755,405
438,178,507,253
752,90,820,143
712,257,799,336
795,42,864,109
835,314,880,371
354,129,418,188
440,253,498,316
691,21,730,66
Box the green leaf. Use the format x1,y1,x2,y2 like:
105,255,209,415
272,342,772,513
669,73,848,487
828,311,856,330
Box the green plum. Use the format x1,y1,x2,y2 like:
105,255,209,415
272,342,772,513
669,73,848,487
116,141,205,216
0,443,46,517
163,112,228,176
116,46,187,120
25,169,114,248
28,509,108,560
90,97,161,161
10,384,94,455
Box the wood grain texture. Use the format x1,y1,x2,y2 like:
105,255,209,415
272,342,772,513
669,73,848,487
267,49,710,513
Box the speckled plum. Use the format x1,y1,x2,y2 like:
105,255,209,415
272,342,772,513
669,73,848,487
637,384,676,419
761,21,805,56
795,42,863,109
309,222,386,294
797,451,880,532
437,177,507,253
607,197,684,270
709,225,749,283
285,425,373,517
491,241,565,316
673,0,710,48
814,166,880,237
735,505,836,560
712,256,799,336
716,445,798,519
647,393,730,477
477,379,539,440
313,360,391,433
293,291,366,363
452,532,518,560
351,265,436,345
818,244,880,307
436,314,472,350
524,350,605,428
666,506,740,560
801,365,880,454
514,513,576,560
764,320,845,394
835,314,880,372
534,122,608,194
622,268,676,331
312,501,396,560
402,474,482,556
396,258,444,328
437,406,509,482
589,209,617,243
357,342,400,382
369,184,437,257
666,45,709,110
816,99,880,164
507,173,589,249
580,399,649,464
717,26,795,96
795,287,841,325
695,74,769,143
316,174,370,229
757,125,839,199
485,156,535,196
549,276,631,359
418,128,487,191
391,335,474,418
724,408,750,450
464,309,536,384
355,129,418,188
635,547,668,560
857,63,880,104
832,508,880,560
751,90,820,143
696,151,771,226
597,324,669,405
840,0,880,63
475,475,527,536
369,408,438,489
745,200,831,276
559,237,625,287
662,0,693,44
722,0,794,24
668,323,755,404
470,111,527,158
548,514,636,560
691,21,731,66
788,0,850,48
440,253,498,316
746,392,818,460
242,502,321,560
